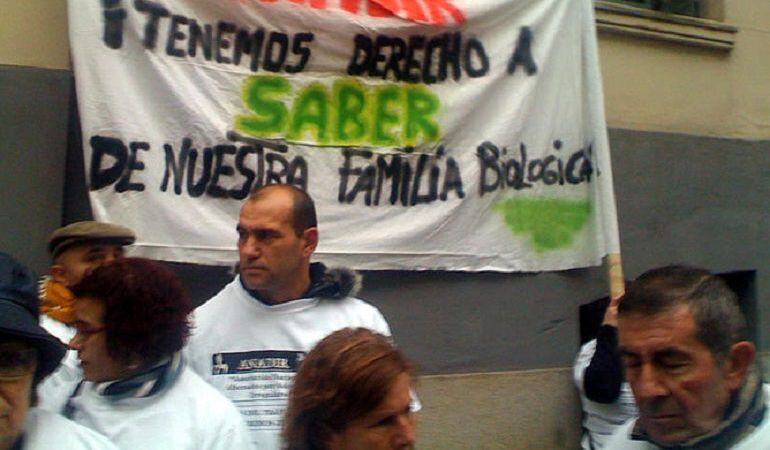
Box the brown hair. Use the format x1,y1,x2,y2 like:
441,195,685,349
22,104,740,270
283,328,413,450
618,265,747,359
71,257,191,366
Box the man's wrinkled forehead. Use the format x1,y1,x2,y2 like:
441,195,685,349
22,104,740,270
618,306,702,349
240,192,296,224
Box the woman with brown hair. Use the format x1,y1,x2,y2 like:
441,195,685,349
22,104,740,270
283,327,416,450
65,257,252,449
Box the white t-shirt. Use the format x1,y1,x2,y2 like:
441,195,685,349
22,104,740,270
39,315,75,344
23,408,116,449
67,365,253,450
574,338,638,450
186,276,391,450
38,315,82,413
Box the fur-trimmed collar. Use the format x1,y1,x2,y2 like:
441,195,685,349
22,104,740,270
240,262,361,304
305,262,361,299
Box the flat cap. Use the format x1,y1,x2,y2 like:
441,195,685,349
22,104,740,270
48,221,136,257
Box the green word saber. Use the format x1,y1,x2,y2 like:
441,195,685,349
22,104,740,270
235,75,442,148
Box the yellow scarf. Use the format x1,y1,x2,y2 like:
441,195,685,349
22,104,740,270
39,276,76,324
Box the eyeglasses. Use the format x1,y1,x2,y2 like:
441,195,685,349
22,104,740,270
0,343,37,380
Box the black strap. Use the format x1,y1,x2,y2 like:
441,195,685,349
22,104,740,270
63,379,85,419
11,433,25,450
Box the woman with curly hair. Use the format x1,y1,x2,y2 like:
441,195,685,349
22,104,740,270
283,327,416,450
65,257,252,449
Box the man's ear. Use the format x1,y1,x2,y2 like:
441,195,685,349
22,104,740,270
50,264,67,284
302,227,319,258
724,341,756,391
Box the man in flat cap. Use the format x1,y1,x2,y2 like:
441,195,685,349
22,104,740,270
36,221,134,412
40,221,135,328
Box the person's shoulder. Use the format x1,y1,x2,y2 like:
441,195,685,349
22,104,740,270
733,386,770,448
192,278,245,325
604,419,653,450
329,296,382,316
186,281,246,361
25,408,118,449
326,296,391,335
575,338,597,364
197,278,241,309
337,295,377,308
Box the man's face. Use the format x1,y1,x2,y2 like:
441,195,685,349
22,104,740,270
237,191,317,303
330,372,416,450
70,296,130,383
52,243,125,287
619,306,738,445
0,341,36,450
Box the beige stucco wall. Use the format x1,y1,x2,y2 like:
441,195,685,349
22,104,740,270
415,352,770,449
416,369,582,450
599,1,770,140
0,0,69,70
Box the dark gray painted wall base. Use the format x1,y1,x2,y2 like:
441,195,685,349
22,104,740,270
608,129,770,353
0,65,71,273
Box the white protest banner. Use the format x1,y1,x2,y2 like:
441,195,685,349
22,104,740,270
68,0,620,271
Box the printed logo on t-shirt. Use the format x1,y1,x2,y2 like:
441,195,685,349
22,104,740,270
211,350,305,375
209,350,306,436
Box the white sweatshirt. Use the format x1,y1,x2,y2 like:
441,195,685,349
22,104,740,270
186,276,391,449
67,366,253,450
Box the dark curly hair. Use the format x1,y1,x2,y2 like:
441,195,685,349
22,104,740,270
71,257,191,366
283,328,413,450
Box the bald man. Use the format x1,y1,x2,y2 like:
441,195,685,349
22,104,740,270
186,185,392,450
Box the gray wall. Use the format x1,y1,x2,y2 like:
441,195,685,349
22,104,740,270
609,129,769,352
0,65,71,274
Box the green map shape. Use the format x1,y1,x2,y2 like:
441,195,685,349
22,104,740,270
495,198,591,252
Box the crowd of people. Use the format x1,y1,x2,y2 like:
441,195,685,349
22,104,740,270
2,184,767,449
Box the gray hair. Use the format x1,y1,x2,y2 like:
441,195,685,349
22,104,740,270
618,265,747,359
